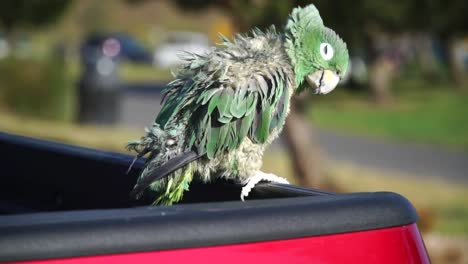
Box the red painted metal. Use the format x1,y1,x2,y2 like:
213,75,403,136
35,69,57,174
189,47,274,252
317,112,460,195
8,224,430,264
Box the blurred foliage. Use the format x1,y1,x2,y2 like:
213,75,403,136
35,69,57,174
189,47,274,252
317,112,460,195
171,0,467,43
172,0,293,31
309,0,467,48
0,56,74,122
0,0,72,34
79,1,112,34
64,0,226,44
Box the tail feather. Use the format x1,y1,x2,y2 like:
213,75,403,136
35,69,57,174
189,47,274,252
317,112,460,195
130,151,203,199
126,149,150,174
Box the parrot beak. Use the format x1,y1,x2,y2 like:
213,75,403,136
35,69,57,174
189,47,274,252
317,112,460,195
306,70,340,95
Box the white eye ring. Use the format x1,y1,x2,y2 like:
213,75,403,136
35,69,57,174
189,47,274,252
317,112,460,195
320,43,334,61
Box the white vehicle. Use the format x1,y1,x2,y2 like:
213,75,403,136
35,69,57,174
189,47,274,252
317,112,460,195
153,32,211,68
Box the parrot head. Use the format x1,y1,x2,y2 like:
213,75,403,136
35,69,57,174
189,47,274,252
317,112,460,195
284,4,349,95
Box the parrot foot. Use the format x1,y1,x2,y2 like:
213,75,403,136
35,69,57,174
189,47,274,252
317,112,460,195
240,171,289,201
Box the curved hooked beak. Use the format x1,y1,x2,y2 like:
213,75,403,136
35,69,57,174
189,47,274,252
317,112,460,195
306,70,340,95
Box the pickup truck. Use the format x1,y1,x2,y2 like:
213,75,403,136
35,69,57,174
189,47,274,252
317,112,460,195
0,132,430,263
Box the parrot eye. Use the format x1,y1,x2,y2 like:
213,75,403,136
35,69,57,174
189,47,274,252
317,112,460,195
320,43,334,61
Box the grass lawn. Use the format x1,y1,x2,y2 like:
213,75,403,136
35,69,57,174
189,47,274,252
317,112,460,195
309,78,468,150
0,111,140,153
119,63,172,82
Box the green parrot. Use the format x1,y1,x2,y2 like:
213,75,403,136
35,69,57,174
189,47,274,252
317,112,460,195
127,4,349,205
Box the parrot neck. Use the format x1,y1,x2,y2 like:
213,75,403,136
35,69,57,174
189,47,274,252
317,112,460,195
282,39,307,93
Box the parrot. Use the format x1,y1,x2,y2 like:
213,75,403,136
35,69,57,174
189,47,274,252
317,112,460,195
127,4,349,205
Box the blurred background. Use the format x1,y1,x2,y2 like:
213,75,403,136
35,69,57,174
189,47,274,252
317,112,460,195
0,0,466,262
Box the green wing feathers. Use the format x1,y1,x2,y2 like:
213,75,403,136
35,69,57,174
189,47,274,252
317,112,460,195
154,29,293,160
155,70,290,160
187,71,290,159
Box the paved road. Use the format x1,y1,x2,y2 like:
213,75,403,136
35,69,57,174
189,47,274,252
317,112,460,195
314,129,468,183
121,86,468,184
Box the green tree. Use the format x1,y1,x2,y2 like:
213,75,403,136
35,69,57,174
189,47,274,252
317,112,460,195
312,0,468,90
409,0,468,88
0,0,72,46
167,0,293,32
0,1,74,120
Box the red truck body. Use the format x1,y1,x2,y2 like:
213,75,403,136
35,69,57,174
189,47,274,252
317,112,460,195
0,132,430,263
10,224,428,264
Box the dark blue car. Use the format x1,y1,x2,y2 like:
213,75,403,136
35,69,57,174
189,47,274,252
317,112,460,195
80,32,152,64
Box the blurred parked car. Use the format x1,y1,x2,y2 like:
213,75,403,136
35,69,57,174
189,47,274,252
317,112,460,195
81,32,153,64
153,32,211,68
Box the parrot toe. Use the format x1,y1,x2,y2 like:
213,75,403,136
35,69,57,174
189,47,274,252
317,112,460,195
240,171,290,201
